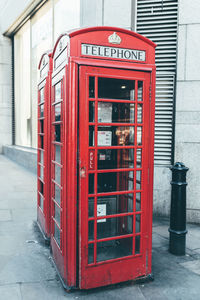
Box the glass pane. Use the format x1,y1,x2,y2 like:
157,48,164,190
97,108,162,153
54,222,60,247
138,81,143,101
39,180,44,195
40,120,44,133
136,192,141,211
97,215,133,239
89,101,95,122
40,165,43,180
39,193,43,211
89,126,95,146
136,149,142,168
55,103,61,121
88,220,94,241
98,171,134,193
97,237,133,262
137,127,142,145
55,164,61,185
55,81,61,101
55,145,61,164
40,88,44,103
137,104,143,123
89,77,95,98
135,214,141,233
98,78,135,100
40,150,44,164
136,171,141,190
98,102,135,123
55,124,61,142
89,174,94,194
40,136,44,149
40,104,44,117
88,197,94,217
97,194,133,215
88,243,94,264
98,149,134,169
98,126,134,146
135,236,140,254
54,203,60,226
55,184,61,205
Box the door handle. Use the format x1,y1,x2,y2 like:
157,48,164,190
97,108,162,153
80,166,86,178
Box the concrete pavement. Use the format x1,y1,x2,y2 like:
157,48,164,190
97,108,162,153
0,154,200,299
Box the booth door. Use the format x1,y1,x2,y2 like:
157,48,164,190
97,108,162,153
79,66,152,289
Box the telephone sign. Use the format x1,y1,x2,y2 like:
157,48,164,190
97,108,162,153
49,26,156,290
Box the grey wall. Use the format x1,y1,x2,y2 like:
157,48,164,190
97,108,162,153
175,0,200,223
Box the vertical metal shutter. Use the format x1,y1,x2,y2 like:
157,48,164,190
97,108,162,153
136,0,178,165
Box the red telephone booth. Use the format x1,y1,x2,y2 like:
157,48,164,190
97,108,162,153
37,51,53,241
50,27,156,290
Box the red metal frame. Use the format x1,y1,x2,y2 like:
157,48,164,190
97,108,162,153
37,51,53,241
50,26,156,290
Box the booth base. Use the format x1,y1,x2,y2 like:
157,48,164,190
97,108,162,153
36,220,50,246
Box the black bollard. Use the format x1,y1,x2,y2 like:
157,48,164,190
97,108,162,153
169,162,189,255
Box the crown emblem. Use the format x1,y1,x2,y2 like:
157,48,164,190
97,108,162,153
108,32,121,44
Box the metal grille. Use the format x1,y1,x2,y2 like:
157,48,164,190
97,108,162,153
137,0,178,165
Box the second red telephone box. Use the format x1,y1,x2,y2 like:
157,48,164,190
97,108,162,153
50,27,156,290
37,51,52,241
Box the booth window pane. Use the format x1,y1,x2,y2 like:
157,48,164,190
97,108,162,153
137,81,143,101
97,171,134,193
55,164,61,185
89,126,95,146
98,102,135,123
137,127,142,145
40,150,44,164
98,126,134,146
89,174,94,194
39,193,43,211
136,149,142,167
89,77,95,98
97,215,133,239
40,120,44,133
55,103,61,121
98,78,135,100
55,81,61,101
54,223,60,247
55,145,61,164
137,104,143,123
136,192,141,212
135,214,141,233
39,180,44,196
97,194,133,215
135,236,140,254
40,88,44,103
97,237,133,262
40,165,44,180
40,104,44,118
88,197,94,217
55,124,61,142
54,184,61,205
40,136,44,149
98,149,134,170
89,101,95,122
136,171,141,190
54,203,60,226
88,243,94,264
88,220,94,241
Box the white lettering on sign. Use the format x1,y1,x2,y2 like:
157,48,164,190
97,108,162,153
81,44,146,62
